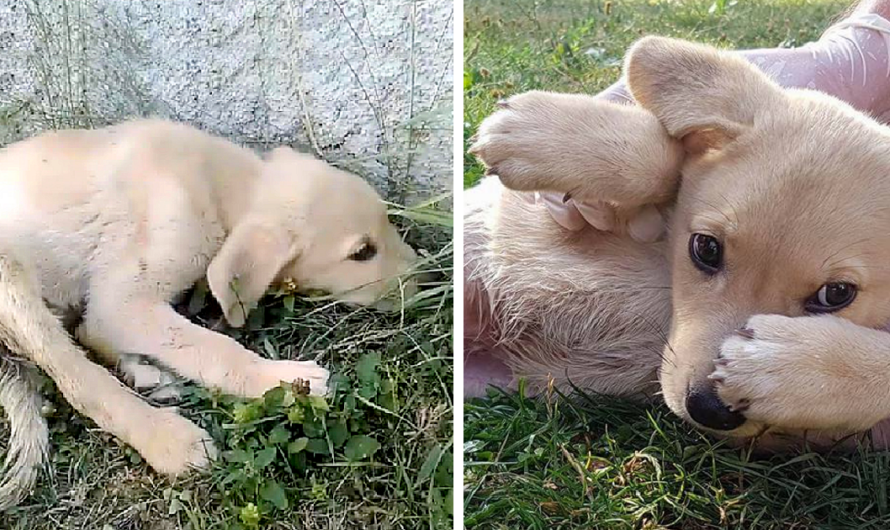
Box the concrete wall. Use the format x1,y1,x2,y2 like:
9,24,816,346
0,0,453,201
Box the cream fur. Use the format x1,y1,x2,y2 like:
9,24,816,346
0,119,417,509
468,36,890,448
0,357,46,511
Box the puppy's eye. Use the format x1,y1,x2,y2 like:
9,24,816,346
805,282,857,313
348,242,377,262
689,233,722,274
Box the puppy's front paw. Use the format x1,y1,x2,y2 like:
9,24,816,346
713,314,880,432
469,91,682,207
139,409,217,476
252,360,330,398
469,91,562,191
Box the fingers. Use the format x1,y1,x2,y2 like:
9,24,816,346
627,205,666,243
539,193,587,231
539,192,666,242
574,200,617,232
539,192,613,232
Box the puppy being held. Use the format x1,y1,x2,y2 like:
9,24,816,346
468,36,890,449
0,119,417,509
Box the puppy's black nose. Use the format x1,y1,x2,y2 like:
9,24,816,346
685,387,746,431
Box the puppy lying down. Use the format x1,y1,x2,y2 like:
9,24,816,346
468,37,890,451
0,119,417,508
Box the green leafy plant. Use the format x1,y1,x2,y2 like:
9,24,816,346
177,343,451,528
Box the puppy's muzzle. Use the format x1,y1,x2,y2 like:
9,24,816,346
686,384,746,431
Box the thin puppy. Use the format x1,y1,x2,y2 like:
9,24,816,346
0,119,417,509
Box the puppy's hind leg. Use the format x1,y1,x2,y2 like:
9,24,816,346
0,252,216,479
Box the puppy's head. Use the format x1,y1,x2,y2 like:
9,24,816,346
627,37,890,435
208,148,418,327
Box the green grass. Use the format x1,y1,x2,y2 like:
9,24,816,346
461,0,890,528
466,387,890,529
1,201,452,530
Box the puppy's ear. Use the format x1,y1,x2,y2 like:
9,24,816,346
207,217,299,327
626,36,783,154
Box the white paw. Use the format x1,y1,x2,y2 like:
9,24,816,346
138,408,217,476
712,314,880,432
249,360,330,398
120,355,171,389
712,325,788,416
469,92,559,190
148,383,184,402
129,363,161,389
120,355,183,401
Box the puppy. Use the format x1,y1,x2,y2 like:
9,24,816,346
0,119,417,509
468,37,890,449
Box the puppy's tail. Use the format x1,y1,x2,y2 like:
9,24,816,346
0,355,48,511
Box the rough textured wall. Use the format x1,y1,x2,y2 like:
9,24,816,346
0,0,453,201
